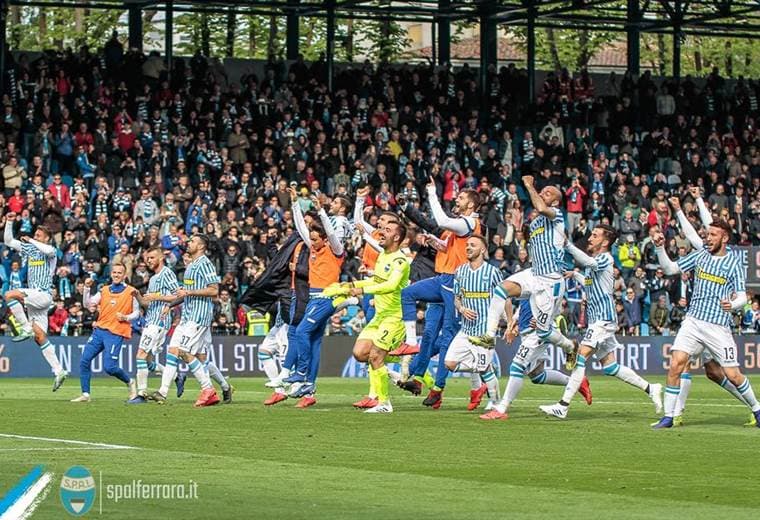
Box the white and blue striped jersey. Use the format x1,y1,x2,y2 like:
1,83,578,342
21,242,56,291
677,248,745,328
454,261,504,336
145,265,181,329
328,215,351,244
181,255,221,327
528,208,565,276
581,252,617,324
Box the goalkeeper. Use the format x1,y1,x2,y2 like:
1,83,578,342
326,219,410,414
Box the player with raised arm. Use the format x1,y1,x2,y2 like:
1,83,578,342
333,219,410,413
281,188,345,405
150,234,222,407
395,176,481,409
71,264,140,402
538,224,663,419
3,212,67,391
665,191,756,426
491,175,578,370
444,235,502,411
651,221,760,429
127,247,186,403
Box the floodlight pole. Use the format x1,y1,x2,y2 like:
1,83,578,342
128,3,143,52
287,0,300,60
479,6,497,102
438,0,450,66
527,7,536,102
626,0,641,76
326,0,335,91
165,0,173,82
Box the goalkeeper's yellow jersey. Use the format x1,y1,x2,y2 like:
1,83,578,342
354,249,410,321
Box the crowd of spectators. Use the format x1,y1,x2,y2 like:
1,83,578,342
1,31,760,338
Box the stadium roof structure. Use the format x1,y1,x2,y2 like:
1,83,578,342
1,0,760,99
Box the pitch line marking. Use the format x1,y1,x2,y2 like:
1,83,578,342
0,433,139,450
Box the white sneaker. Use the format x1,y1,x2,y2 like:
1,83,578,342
649,383,663,414
52,371,68,392
128,379,137,400
71,393,91,403
539,403,568,419
364,402,394,414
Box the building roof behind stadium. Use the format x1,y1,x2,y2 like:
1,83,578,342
6,1,760,40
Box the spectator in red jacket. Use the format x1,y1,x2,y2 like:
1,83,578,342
7,187,24,213
565,177,587,233
49,301,69,335
74,122,94,149
48,174,71,209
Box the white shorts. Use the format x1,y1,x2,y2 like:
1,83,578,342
21,288,52,332
169,322,212,356
259,323,289,357
581,321,622,361
444,332,493,372
506,269,565,331
512,331,550,374
138,323,169,355
672,317,739,368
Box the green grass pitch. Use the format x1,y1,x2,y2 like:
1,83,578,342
0,376,758,519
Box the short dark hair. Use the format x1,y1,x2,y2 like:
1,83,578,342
710,219,733,237
335,195,352,215
37,226,52,239
467,233,486,248
194,233,211,250
461,189,481,211
388,221,407,243
310,222,327,239
596,223,618,247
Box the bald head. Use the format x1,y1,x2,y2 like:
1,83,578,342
541,186,562,207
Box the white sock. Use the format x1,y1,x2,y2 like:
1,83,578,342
487,364,501,400
278,367,291,380
387,368,401,384
158,353,179,396
189,358,212,390
39,341,63,374
736,377,760,412
666,383,682,417
543,327,574,353
497,376,524,414
606,363,649,391
151,361,164,374
541,369,569,386
486,293,506,336
404,320,418,346
136,359,149,393
9,300,31,333
482,369,499,399
718,376,749,405
469,372,482,391
259,350,280,380
561,357,587,404
205,361,229,391
673,374,691,416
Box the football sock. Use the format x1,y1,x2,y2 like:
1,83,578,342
486,290,507,336
719,376,749,405
736,377,760,412
375,365,390,403
542,327,574,353
604,362,649,391
403,321,418,346
8,299,31,333
39,340,63,374
387,368,401,384
665,383,681,418
205,361,229,391
482,368,498,399
470,372,482,391
189,358,212,390
259,350,280,381
136,359,149,393
367,366,377,399
158,353,179,396
148,361,164,374
422,371,435,389
673,373,691,417
561,355,586,405
534,369,569,386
